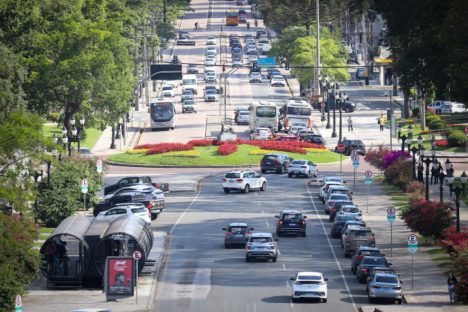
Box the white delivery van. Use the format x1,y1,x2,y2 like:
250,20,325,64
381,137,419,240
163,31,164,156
182,74,198,95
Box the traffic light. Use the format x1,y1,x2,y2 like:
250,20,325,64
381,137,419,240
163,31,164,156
285,61,290,70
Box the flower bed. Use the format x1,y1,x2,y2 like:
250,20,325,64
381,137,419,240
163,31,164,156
126,149,148,154
187,139,219,146
162,150,201,158
305,147,329,153
248,149,276,155
218,143,238,156
135,143,194,155
435,139,449,147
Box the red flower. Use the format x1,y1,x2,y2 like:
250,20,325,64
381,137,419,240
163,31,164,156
435,140,449,147
218,143,238,156
143,143,194,155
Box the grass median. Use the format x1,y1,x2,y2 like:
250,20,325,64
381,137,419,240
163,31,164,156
109,144,343,166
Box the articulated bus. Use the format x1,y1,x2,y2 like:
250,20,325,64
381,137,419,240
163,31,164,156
281,98,313,131
149,98,176,130
226,10,239,26
249,101,279,132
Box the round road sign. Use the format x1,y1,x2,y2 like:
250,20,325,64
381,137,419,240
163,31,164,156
387,206,396,216
337,143,345,153
133,250,142,260
351,149,358,156
351,155,359,162
96,159,102,167
320,102,325,109
364,170,373,178
81,178,89,188
408,233,418,245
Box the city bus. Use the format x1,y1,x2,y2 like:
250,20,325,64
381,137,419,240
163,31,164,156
281,98,313,131
249,101,279,132
226,10,239,26
149,98,176,130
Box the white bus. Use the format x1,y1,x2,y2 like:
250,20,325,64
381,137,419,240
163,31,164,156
282,98,313,131
149,98,176,130
249,101,279,132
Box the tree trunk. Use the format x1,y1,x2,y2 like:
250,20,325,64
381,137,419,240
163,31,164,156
403,88,410,119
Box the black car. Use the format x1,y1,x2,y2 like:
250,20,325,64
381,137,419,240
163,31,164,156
223,222,254,248
275,210,307,237
351,246,384,274
335,139,366,156
299,133,326,145
324,100,356,113
267,69,281,80
260,154,293,174
104,176,157,195
330,217,365,239
93,189,165,220
356,256,392,283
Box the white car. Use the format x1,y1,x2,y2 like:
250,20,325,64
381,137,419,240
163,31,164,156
206,36,216,45
270,75,286,87
205,50,216,59
319,181,344,201
249,71,262,83
204,71,217,83
250,127,272,140
161,84,175,97
204,58,216,66
336,204,362,218
290,126,307,136
206,46,217,55
232,58,243,68
222,170,267,193
291,272,328,302
204,89,219,102
95,204,151,224
324,193,350,214
288,160,318,178
236,111,249,124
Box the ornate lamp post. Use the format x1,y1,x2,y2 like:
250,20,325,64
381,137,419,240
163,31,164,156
454,186,462,232
400,134,407,151
406,138,412,153
397,124,402,142
417,134,423,149
331,90,337,138
423,156,432,200
71,117,85,151
446,171,454,198
410,146,419,180
407,124,413,139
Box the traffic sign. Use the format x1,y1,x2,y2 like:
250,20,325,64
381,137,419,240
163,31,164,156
351,155,359,162
365,170,373,178
364,178,373,185
133,250,142,260
257,57,276,67
387,206,396,216
15,294,23,312
337,143,345,153
96,159,103,174
408,233,418,245
81,178,89,194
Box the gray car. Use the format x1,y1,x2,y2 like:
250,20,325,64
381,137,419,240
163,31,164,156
368,272,403,304
223,223,254,248
342,226,375,257
245,232,278,262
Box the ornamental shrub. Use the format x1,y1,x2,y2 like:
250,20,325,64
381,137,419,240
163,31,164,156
218,143,238,156
383,158,412,190
447,130,466,147
452,248,468,303
405,181,425,201
428,119,446,130
382,150,411,170
435,140,449,147
402,199,454,238
187,139,218,146
425,114,440,125
440,226,468,253
364,145,392,169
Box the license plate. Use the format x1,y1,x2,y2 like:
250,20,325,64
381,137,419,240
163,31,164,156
265,161,271,164
289,223,296,226
229,179,235,183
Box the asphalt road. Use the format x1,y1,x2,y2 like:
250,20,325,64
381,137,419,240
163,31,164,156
152,172,361,312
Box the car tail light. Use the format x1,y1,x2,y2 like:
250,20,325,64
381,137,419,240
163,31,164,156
236,178,243,182
279,220,284,225
300,220,306,225
393,286,401,290
328,201,335,207
245,232,252,236
372,285,381,289
360,268,368,272
274,160,281,165
146,202,153,210
223,178,227,182
152,183,159,189
355,255,363,262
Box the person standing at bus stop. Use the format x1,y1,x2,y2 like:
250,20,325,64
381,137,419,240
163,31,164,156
347,116,353,132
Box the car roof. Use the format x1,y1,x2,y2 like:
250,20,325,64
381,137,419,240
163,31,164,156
229,222,248,227
297,272,323,278
250,232,272,238
374,272,398,278
358,246,380,251
347,225,370,230
281,209,302,214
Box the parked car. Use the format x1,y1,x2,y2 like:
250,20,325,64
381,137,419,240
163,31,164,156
324,193,350,214
187,64,198,74
319,181,345,201
104,176,159,195
182,99,197,113
351,246,383,274
440,102,466,114
260,153,293,174
275,209,307,237
368,272,402,304
288,160,318,178
95,203,151,224
336,205,361,219
323,185,353,203
367,266,397,285
335,139,366,156
330,217,364,239
249,71,262,83
222,170,267,193
320,176,346,186
299,133,326,145
236,110,250,125
245,232,278,262
356,256,392,283
290,272,328,303
223,222,254,248
329,201,356,222
250,127,272,140
270,75,286,87
342,226,375,258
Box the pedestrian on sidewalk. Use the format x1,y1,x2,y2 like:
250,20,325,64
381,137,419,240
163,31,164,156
448,273,458,303
434,162,440,184
430,166,435,184
378,114,385,131
347,116,353,131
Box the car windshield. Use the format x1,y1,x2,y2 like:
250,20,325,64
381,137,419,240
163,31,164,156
229,227,247,234
292,160,306,165
256,106,276,117
330,194,349,200
342,207,359,213
283,213,302,220
376,276,398,284
206,90,217,95
363,257,387,266
225,173,241,179
354,230,372,237
250,237,272,243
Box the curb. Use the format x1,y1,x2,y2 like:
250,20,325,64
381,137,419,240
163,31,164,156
144,233,168,312
103,160,259,169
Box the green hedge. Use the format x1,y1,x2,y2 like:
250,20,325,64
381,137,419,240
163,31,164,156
448,130,466,147
428,119,446,130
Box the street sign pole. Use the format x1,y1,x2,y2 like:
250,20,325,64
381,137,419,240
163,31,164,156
367,183,369,213
391,222,393,256
387,206,396,256
353,167,356,192
411,253,414,290
407,233,418,290
340,153,342,176
364,170,373,213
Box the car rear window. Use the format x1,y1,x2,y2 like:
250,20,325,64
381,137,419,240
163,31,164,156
291,160,306,165
330,194,349,200
376,276,398,284
363,257,386,265
353,230,373,237
229,227,247,233
263,155,278,161
131,207,147,213
225,173,241,179
282,213,302,220
361,250,381,256
342,207,359,213
250,237,272,243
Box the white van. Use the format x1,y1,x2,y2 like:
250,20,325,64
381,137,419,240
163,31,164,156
441,102,466,114
182,74,198,95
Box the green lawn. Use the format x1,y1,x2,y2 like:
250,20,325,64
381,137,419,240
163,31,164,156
43,124,102,149
109,144,344,166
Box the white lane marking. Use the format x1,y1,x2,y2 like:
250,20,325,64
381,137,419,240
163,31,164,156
289,300,294,308
306,186,357,309
265,221,269,227
253,302,257,312
282,264,286,271
169,191,200,234
246,303,250,312
286,280,290,288
277,249,281,256
261,209,264,214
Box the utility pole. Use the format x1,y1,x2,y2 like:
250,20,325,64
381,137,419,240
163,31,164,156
134,27,139,111
163,0,167,23
143,27,149,108
315,0,321,96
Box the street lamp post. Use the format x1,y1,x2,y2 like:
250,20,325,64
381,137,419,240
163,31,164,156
331,91,337,138
400,134,407,151
410,146,418,180
446,172,454,198
397,124,402,142
406,138,412,153
439,171,446,202
417,134,423,149
454,186,462,232
408,125,413,139
326,85,331,129
461,171,467,196
338,93,344,143
33,170,43,223
423,156,432,200
71,118,86,151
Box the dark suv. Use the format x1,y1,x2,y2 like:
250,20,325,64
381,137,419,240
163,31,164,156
335,139,366,156
351,246,384,274
260,154,293,174
104,176,169,195
275,210,307,237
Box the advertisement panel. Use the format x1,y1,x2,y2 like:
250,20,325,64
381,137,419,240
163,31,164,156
105,256,135,300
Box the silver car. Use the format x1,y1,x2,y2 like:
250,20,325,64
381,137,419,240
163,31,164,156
288,160,318,178
245,232,278,262
368,272,403,304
